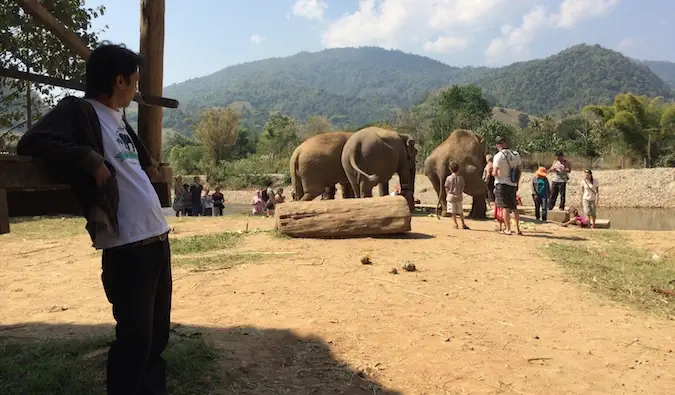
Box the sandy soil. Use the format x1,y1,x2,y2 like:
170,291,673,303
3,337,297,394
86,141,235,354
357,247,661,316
1,216,674,394
218,168,675,209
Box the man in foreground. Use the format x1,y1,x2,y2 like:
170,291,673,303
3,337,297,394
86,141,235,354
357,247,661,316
17,43,172,395
492,136,523,235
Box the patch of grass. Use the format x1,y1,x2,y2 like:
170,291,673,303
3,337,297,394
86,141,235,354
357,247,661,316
175,253,263,269
547,236,675,317
6,216,85,238
170,231,243,255
0,335,219,394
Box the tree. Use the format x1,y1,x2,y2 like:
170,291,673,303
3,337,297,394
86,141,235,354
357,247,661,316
476,119,517,151
258,112,299,159
436,84,492,129
0,1,106,128
299,115,332,138
517,113,530,129
194,106,241,166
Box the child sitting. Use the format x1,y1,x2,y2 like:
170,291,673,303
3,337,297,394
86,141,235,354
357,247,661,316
561,208,589,228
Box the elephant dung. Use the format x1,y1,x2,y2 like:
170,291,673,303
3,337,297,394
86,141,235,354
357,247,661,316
274,196,412,238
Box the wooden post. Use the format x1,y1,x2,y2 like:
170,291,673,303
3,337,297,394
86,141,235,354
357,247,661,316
138,0,166,161
0,189,9,234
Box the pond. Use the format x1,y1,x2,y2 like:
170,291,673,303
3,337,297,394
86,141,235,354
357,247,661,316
597,207,675,231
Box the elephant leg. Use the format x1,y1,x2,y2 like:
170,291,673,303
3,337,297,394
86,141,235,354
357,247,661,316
468,195,488,220
340,183,354,199
379,181,389,197
326,185,337,200
360,181,374,198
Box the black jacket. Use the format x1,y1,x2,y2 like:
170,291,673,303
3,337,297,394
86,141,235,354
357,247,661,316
16,96,156,245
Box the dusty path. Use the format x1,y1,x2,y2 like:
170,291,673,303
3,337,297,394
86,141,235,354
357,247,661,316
1,216,674,394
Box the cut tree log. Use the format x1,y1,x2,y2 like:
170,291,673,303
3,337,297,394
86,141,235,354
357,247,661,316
275,196,412,238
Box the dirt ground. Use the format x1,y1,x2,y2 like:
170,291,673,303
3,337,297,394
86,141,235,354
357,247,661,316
1,214,674,394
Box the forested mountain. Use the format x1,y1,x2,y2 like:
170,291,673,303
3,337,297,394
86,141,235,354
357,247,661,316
642,60,675,89
161,44,674,132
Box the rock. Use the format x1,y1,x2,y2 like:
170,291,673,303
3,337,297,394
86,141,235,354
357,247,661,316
402,262,416,272
389,268,398,274
360,256,372,265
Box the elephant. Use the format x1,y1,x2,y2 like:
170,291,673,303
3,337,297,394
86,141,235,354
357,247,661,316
290,131,356,201
340,126,417,210
424,129,488,219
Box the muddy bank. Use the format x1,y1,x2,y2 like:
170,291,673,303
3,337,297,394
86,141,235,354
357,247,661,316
218,168,675,209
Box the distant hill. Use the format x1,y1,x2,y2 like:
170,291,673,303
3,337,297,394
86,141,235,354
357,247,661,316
641,60,675,89
161,44,674,132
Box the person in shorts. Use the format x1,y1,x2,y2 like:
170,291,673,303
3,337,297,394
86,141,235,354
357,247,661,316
445,162,469,230
491,136,523,235
580,169,599,228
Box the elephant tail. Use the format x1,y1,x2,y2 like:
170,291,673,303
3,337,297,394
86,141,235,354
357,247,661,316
290,148,303,201
349,150,378,183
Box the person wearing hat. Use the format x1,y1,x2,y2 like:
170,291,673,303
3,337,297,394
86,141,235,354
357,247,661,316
531,167,551,221
548,150,571,211
491,135,523,235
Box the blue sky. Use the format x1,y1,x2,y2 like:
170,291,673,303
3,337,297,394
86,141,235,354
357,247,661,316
86,0,675,86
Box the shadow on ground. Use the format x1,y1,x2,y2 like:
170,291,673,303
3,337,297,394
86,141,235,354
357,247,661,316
0,322,401,395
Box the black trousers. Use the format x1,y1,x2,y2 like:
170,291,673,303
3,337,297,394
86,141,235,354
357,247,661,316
549,182,567,210
102,236,172,395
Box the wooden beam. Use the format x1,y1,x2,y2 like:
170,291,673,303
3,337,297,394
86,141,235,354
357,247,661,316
0,67,179,109
138,0,166,161
17,0,91,60
12,1,179,109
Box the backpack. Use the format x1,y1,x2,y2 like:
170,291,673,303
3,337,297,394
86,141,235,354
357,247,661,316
260,188,269,202
502,150,521,184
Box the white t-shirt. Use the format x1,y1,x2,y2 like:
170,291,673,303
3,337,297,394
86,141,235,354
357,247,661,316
581,178,599,201
492,149,521,187
87,99,169,249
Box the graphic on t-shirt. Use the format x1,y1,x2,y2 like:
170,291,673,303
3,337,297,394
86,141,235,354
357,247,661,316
114,125,139,163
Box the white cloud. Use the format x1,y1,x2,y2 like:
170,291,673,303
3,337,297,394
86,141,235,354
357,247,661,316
292,0,327,20
485,0,619,64
616,37,638,52
250,34,264,44
554,0,619,28
320,0,505,50
485,6,550,63
423,36,468,54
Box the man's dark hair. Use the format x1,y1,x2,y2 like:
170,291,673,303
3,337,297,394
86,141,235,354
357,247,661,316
495,136,507,145
85,42,142,98
555,150,564,157
450,162,460,173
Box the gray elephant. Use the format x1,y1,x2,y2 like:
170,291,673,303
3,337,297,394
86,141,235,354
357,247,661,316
424,129,488,219
290,131,355,201
341,126,417,210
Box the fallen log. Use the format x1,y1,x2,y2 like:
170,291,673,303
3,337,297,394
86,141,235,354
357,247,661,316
275,196,412,238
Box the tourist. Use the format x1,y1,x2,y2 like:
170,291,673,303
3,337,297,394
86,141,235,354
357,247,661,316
181,184,192,216
548,150,571,211
492,136,523,235
445,162,469,230
212,185,225,216
483,154,495,208
252,191,264,215
562,208,589,228
580,169,599,228
275,188,286,205
531,167,551,221
202,187,214,216
172,176,184,217
190,176,204,216
389,184,401,196
16,43,172,395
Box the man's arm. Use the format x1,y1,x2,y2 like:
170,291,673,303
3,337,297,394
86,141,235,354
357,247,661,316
16,98,105,177
491,154,500,177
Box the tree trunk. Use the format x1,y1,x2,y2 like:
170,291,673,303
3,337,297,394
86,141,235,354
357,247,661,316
275,196,411,238
468,196,487,219
25,81,32,129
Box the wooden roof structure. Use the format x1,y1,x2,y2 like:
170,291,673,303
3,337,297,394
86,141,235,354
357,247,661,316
0,0,176,234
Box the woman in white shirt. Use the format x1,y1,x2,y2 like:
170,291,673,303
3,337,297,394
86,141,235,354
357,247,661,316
580,169,599,228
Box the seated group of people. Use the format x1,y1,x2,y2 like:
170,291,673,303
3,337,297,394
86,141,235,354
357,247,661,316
252,184,285,217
